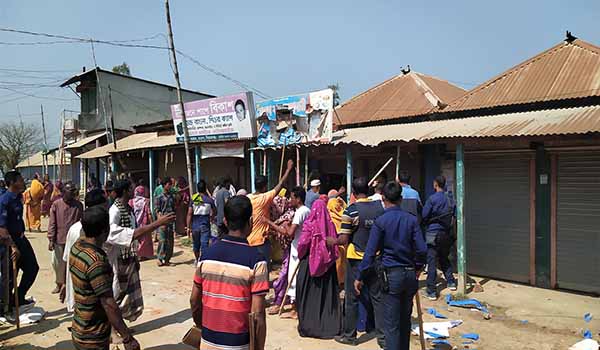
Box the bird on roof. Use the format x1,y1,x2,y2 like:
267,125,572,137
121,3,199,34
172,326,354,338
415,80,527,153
401,65,411,75
565,31,577,43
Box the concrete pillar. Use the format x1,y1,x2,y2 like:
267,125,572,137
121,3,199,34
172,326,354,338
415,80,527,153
250,143,256,193
194,146,201,188
456,143,467,294
346,146,353,203
149,150,155,215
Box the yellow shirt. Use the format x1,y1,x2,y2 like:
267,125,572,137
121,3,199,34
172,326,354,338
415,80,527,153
247,190,277,246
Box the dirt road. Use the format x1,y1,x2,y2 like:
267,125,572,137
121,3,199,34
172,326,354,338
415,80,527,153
0,226,596,349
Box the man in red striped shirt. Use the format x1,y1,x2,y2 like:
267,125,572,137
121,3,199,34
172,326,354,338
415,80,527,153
190,195,268,350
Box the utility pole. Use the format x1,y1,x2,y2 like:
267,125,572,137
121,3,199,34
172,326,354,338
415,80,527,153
107,86,118,150
41,105,48,175
165,0,194,199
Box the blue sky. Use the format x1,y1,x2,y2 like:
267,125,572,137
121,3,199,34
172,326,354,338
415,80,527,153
1,0,599,146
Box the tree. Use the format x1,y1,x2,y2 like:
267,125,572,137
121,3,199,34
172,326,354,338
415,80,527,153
112,62,132,76
0,122,43,172
328,83,341,107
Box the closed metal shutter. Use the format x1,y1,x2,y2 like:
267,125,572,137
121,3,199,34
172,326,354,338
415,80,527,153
556,152,600,294
465,153,531,283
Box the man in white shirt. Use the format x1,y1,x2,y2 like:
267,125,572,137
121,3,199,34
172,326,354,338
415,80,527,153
61,189,105,311
263,186,310,319
106,180,175,321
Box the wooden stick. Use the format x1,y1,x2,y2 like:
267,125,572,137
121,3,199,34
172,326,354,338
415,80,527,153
368,157,393,186
12,253,20,330
278,144,286,180
414,292,426,350
278,262,301,316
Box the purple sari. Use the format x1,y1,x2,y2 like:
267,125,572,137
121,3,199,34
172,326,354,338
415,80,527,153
297,199,339,277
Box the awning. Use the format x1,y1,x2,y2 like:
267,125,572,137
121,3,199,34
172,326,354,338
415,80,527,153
16,151,71,168
77,133,157,159
114,134,178,153
334,105,600,146
65,132,107,150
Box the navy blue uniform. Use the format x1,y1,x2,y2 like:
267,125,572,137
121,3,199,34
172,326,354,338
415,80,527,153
0,191,39,304
422,191,456,296
358,205,427,350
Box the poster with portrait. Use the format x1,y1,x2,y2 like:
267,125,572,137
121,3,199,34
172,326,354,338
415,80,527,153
255,88,333,147
171,92,256,142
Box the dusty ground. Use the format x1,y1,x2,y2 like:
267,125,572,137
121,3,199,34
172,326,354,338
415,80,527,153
1,221,598,350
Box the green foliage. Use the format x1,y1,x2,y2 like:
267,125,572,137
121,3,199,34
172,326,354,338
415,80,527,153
112,62,132,76
328,83,341,107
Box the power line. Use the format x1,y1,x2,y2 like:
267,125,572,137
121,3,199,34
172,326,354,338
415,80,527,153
0,86,77,101
0,67,77,73
1,27,272,98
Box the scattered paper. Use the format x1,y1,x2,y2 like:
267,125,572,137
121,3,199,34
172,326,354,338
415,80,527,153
0,306,46,325
569,339,599,350
584,313,593,323
428,307,448,319
411,320,463,339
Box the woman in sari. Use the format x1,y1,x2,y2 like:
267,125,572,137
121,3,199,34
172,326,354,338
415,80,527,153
129,185,154,260
174,176,190,236
266,190,296,315
41,174,54,216
295,198,340,339
25,175,44,231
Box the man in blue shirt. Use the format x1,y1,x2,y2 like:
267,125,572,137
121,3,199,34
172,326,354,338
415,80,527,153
305,179,321,209
422,175,456,300
356,181,427,350
397,171,422,219
0,171,39,308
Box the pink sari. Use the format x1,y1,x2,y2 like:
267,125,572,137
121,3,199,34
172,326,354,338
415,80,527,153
129,186,153,259
297,198,339,277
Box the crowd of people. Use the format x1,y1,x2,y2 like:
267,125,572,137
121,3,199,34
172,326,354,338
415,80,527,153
0,161,459,350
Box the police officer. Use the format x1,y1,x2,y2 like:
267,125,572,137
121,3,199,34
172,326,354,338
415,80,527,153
422,175,456,300
355,181,427,350
0,171,39,309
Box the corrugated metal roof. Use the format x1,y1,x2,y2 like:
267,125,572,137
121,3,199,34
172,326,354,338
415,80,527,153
444,39,600,112
334,105,600,146
16,151,71,168
114,134,178,153
77,133,157,159
335,72,466,126
65,132,107,150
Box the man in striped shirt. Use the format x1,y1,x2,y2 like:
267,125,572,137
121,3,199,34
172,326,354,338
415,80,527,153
191,195,268,350
70,206,139,350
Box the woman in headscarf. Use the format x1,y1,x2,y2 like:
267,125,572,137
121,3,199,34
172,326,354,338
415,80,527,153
295,198,341,339
41,174,54,217
25,174,44,231
174,176,190,236
129,185,154,260
51,180,64,203
266,189,296,315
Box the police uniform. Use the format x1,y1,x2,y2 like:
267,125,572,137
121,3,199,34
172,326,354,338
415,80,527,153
357,205,427,350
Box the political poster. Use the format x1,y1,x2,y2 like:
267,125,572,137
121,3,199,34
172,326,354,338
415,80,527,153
171,92,256,142
255,88,334,147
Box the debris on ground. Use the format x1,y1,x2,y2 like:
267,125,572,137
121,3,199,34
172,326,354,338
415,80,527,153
411,320,463,339
520,320,529,324
583,330,593,339
462,333,480,341
446,294,492,319
0,306,46,325
473,283,484,293
428,307,448,319
569,339,599,350
584,313,593,323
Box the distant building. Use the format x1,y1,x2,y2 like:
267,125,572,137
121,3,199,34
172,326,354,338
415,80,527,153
15,150,72,182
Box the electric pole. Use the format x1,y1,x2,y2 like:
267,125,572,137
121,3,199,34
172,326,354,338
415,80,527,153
165,0,194,198
41,105,48,175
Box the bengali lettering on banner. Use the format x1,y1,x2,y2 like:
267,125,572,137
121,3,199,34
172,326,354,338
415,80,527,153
255,88,334,147
171,92,256,142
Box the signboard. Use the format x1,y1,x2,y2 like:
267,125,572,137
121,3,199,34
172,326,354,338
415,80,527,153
255,88,333,147
171,92,256,142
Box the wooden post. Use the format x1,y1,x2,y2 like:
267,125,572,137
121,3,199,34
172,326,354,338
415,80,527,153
194,146,201,188
395,145,401,181
304,149,309,188
149,150,155,215
40,105,48,175
250,143,256,193
345,146,353,204
165,0,194,200
263,150,267,176
455,143,467,294
295,147,300,186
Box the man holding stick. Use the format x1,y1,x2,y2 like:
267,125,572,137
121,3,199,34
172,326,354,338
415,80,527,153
0,171,39,310
355,181,427,350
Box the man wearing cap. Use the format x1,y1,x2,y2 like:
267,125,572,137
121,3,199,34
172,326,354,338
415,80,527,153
305,179,321,209
48,181,83,295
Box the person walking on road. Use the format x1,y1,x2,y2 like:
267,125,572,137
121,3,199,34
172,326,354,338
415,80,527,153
213,177,232,238
422,175,457,300
47,182,83,295
154,177,177,266
355,181,427,350
186,180,215,261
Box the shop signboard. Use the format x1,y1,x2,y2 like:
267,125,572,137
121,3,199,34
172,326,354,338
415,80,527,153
171,92,256,142
255,88,334,147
